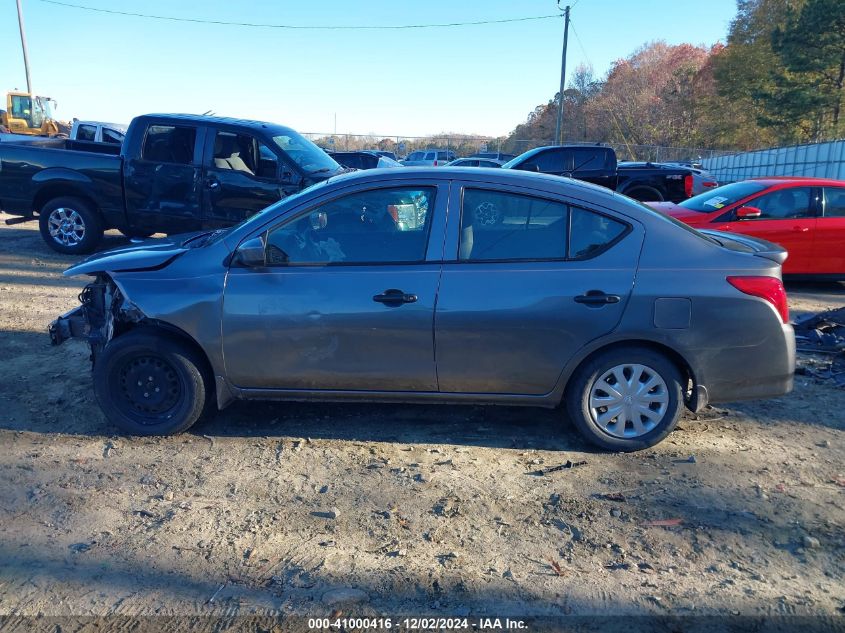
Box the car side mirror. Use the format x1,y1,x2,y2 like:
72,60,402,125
736,206,762,219
233,236,266,267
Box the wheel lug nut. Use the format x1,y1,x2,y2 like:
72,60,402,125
143,392,149,398
155,387,160,393
137,381,142,386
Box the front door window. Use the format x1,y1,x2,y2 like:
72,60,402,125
265,187,435,265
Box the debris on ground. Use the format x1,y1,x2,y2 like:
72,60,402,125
527,460,588,476
794,308,845,387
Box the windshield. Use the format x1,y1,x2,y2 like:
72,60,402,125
679,181,768,213
273,131,340,175
501,148,542,169
36,97,55,120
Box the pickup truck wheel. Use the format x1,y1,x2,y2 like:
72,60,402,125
38,197,103,254
93,330,214,436
624,186,664,202
565,347,683,451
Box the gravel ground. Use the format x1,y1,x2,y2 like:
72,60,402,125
0,220,843,627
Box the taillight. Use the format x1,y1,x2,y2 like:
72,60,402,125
703,181,717,188
684,174,694,198
727,276,789,324
433,160,438,167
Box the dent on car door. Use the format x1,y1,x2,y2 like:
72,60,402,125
221,182,448,391
123,123,204,234
434,184,642,395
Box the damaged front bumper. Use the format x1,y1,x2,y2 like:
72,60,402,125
48,306,88,345
48,275,120,362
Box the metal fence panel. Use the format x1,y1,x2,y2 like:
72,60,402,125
702,139,845,183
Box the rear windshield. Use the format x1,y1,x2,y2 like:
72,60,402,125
678,181,767,213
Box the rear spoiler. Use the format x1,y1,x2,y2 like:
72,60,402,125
699,229,788,266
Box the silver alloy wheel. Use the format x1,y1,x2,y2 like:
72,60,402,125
588,363,669,438
47,207,86,247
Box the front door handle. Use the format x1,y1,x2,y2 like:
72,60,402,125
373,289,418,306
792,226,809,232
574,290,621,305
206,178,220,190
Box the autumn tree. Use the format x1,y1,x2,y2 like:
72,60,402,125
770,0,845,139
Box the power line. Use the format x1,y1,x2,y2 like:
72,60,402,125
35,0,562,30
568,20,592,67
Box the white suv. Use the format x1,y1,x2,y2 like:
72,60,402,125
401,149,456,166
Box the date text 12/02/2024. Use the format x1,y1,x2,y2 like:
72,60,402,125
307,617,528,630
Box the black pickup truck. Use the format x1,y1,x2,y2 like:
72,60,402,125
502,145,695,202
0,114,343,253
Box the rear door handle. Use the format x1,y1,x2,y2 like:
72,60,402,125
574,290,620,305
373,289,418,306
206,178,220,190
792,226,809,232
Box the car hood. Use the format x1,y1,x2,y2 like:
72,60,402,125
63,232,198,276
646,201,709,223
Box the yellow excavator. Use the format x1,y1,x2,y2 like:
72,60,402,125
0,90,62,136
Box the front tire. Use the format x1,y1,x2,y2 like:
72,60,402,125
93,329,214,436
565,347,683,451
38,197,104,254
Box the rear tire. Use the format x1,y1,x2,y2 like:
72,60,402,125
624,186,664,202
38,196,103,254
565,347,683,451
93,329,214,436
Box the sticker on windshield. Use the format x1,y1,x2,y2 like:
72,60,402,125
703,196,729,209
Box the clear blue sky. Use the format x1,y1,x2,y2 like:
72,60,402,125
0,0,738,137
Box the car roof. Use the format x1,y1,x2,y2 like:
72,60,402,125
326,166,618,197
140,113,296,136
749,176,845,186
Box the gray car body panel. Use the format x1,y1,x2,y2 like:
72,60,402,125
58,167,795,411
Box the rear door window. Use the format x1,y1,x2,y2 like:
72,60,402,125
532,149,569,173
76,124,96,141
823,187,845,217
142,125,197,164
572,148,610,171
459,189,568,261
102,128,124,144
569,207,628,259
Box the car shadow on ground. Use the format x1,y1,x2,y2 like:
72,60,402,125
199,399,590,452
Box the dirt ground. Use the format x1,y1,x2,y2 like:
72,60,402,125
0,220,843,626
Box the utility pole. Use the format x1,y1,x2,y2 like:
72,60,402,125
553,4,570,146
16,0,33,93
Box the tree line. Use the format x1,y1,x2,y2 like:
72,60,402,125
501,0,845,156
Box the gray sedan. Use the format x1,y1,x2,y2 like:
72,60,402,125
50,168,795,451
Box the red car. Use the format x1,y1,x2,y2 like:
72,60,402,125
647,177,845,277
